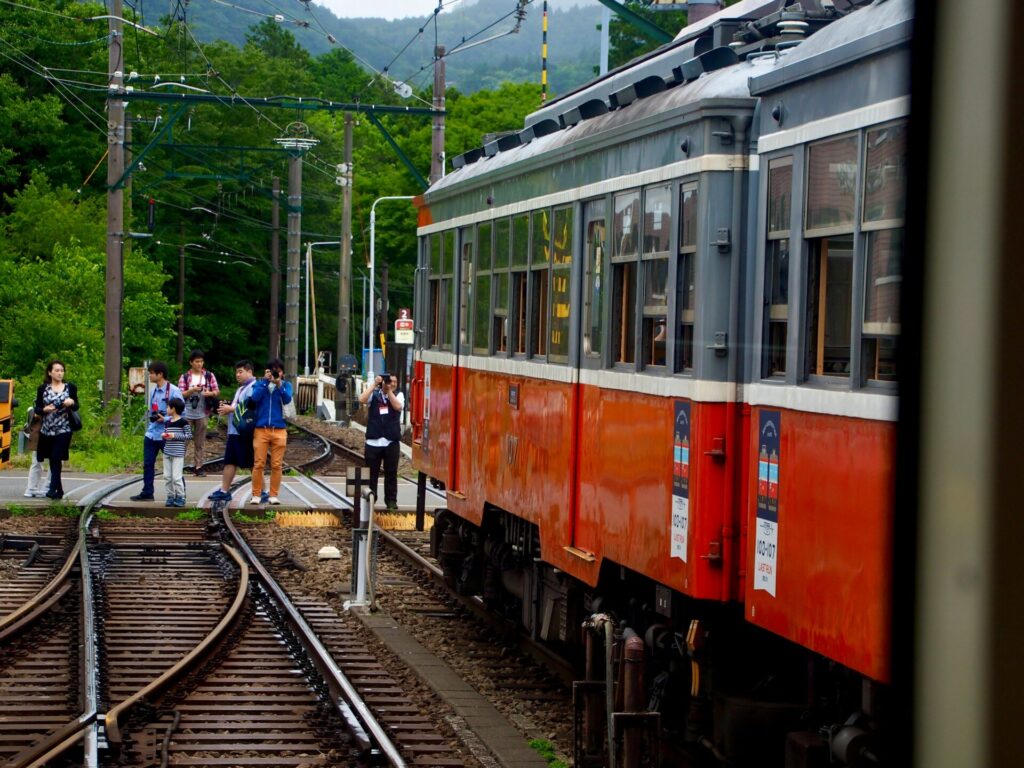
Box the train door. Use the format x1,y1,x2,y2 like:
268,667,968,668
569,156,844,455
449,224,474,495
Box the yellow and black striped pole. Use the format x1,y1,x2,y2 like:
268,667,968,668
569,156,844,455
541,1,548,104
0,380,14,467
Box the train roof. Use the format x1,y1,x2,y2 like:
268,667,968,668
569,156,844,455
750,0,914,94
429,54,777,196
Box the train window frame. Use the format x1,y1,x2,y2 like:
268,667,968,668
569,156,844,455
492,218,511,355
441,230,455,351
641,183,672,370
611,190,640,368
511,214,530,357
425,230,457,351
582,197,607,362
548,205,574,364
804,132,860,237
458,226,474,353
472,221,493,355
675,180,698,374
529,208,551,360
763,157,793,379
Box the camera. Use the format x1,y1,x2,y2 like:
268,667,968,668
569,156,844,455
149,410,162,423
189,394,201,410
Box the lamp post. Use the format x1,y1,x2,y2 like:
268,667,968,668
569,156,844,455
303,241,341,375
368,196,414,383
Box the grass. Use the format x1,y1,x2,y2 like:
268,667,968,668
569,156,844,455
528,739,569,768
175,508,207,521
232,509,276,524
7,502,79,518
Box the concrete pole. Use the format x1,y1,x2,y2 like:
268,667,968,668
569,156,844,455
338,115,353,363
177,223,185,369
103,0,125,435
270,176,281,360
430,46,446,185
600,7,611,76
285,154,302,378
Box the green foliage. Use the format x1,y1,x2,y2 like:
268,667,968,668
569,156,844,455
15,502,79,518
176,509,208,521
528,739,569,768
232,509,276,523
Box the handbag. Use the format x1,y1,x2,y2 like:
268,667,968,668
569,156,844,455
67,408,83,432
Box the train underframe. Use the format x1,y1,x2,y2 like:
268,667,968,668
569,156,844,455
428,499,886,768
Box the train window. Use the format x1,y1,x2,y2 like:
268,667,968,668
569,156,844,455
549,206,573,362
473,222,493,355
612,191,639,365
862,228,902,381
511,214,529,355
806,135,858,232
764,158,793,377
641,185,671,368
429,233,441,273
863,122,907,225
805,235,853,378
495,218,510,270
583,199,606,359
530,209,550,358
676,182,698,372
442,230,455,350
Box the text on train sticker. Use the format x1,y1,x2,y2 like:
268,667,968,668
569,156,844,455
671,401,691,562
755,410,781,596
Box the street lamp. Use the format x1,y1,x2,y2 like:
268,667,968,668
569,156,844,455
368,195,415,382
305,241,341,375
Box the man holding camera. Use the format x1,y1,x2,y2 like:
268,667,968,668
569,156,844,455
359,373,404,512
248,358,293,505
178,349,220,476
130,361,184,502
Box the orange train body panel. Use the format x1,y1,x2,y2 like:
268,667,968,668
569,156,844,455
744,407,895,683
412,361,456,486
574,386,740,600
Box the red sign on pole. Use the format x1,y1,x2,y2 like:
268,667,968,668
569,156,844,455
395,307,414,344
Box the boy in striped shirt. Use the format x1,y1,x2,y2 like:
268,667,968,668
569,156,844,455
161,397,193,507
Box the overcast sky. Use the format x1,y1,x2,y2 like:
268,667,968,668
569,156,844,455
314,0,596,22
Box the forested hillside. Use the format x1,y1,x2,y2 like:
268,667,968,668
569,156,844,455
0,2,542,417
185,0,604,94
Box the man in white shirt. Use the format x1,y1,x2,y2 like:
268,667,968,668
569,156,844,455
359,373,404,512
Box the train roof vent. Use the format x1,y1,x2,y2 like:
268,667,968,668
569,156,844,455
634,75,667,99
578,98,609,119
483,140,500,158
559,105,583,128
451,152,468,170
496,132,523,151
679,45,740,82
520,117,562,143
462,147,484,165
609,84,637,110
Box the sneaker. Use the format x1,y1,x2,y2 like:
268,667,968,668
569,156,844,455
164,497,175,507
194,469,206,477
249,496,262,505
23,491,35,498
267,496,281,505
209,490,231,501
386,503,399,513
174,497,187,508
260,492,269,504
130,493,154,502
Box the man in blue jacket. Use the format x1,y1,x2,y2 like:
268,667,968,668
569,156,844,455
248,358,293,505
131,361,184,502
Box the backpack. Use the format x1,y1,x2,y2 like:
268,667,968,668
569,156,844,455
231,387,257,435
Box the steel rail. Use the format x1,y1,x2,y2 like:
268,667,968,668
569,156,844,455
220,506,407,767
103,543,250,748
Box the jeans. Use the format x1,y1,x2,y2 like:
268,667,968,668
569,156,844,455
365,440,400,508
26,455,48,495
142,437,165,496
252,427,287,497
163,454,185,500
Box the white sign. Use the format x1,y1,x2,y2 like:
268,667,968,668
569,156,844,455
670,496,688,561
395,318,414,344
754,517,778,596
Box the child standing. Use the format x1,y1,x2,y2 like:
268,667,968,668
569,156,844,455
161,397,192,507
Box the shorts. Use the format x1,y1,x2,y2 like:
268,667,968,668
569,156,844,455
224,433,254,469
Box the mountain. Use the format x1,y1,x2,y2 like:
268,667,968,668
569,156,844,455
184,0,608,95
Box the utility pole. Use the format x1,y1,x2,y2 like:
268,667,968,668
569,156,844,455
430,46,446,185
177,223,185,369
380,262,389,371
284,155,302,379
337,115,353,364
104,0,125,435
270,176,281,360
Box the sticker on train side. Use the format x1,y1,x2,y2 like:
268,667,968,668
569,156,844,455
671,401,691,562
755,410,781,596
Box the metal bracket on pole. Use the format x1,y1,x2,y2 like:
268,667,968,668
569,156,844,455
366,113,429,191
109,104,187,190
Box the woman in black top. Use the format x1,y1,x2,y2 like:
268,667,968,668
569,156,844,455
35,359,79,500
